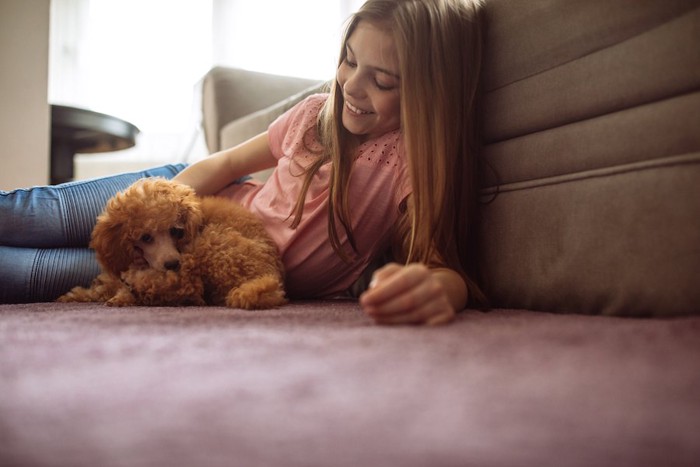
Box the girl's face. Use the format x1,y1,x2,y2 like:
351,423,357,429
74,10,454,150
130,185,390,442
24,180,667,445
336,21,401,142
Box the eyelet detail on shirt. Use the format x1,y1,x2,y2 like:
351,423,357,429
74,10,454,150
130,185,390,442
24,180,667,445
354,130,401,168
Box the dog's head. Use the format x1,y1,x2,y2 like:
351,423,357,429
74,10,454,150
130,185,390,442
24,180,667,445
90,178,204,277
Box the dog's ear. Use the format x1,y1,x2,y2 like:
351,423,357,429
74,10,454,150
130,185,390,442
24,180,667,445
173,183,204,241
89,197,134,277
181,202,203,242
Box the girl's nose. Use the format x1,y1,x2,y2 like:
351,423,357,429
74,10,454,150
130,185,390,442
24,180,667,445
343,70,364,99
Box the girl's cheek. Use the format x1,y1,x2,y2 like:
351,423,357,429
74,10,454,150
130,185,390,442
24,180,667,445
336,63,349,89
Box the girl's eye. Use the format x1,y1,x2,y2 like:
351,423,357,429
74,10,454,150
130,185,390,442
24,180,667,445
140,234,153,244
344,56,357,68
170,227,185,239
375,81,395,91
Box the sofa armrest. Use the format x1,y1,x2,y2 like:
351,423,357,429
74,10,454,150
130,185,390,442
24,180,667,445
220,83,326,151
202,66,324,153
217,83,326,181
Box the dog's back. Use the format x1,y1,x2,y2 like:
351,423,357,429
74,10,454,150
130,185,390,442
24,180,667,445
195,196,286,308
200,197,273,243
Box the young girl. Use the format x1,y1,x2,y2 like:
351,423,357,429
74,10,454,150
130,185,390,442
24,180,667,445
0,0,484,325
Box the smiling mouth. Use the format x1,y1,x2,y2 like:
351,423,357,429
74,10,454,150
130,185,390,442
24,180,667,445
345,101,372,115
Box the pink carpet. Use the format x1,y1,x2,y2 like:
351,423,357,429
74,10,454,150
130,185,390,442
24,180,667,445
1,301,699,466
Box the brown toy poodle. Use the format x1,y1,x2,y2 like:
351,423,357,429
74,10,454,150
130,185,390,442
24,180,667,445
58,178,286,309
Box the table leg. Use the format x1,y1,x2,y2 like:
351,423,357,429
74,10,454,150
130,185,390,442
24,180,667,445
50,139,75,185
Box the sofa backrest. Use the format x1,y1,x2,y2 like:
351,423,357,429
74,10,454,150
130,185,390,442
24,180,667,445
477,0,700,315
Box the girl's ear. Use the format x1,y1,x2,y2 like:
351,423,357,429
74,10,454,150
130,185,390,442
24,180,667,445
90,213,133,277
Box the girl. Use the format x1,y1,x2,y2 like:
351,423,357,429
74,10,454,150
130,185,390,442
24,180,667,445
0,0,484,325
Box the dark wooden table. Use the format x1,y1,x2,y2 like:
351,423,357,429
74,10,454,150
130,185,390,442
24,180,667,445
50,105,140,184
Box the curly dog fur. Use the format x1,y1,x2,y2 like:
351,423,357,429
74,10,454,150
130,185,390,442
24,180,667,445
58,178,286,309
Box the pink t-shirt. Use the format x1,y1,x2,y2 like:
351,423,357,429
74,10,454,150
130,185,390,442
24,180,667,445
220,94,411,298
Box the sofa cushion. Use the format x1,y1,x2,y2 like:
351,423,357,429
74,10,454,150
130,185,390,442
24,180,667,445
477,0,700,315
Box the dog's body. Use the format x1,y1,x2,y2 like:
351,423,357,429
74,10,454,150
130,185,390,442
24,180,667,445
59,179,286,309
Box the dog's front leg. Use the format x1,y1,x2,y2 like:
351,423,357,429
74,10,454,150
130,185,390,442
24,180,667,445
57,272,123,303
225,275,287,310
105,283,138,307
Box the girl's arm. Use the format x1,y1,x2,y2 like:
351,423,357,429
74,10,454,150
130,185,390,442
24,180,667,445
359,262,468,326
174,132,276,196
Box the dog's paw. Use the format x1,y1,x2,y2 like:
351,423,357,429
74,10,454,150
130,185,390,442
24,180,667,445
57,273,124,303
105,287,137,307
121,262,206,307
56,287,90,303
226,275,287,310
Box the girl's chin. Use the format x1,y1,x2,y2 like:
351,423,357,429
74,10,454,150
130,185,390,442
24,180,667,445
341,116,369,138
341,109,398,141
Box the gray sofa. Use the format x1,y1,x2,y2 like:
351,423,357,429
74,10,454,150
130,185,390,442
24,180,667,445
1,1,699,466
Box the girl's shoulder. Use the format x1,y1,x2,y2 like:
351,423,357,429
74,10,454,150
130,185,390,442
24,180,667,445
303,93,329,106
271,93,327,138
285,93,329,124
269,94,328,160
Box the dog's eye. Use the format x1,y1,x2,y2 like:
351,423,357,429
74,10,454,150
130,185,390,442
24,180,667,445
140,234,153,244
170,227,185,239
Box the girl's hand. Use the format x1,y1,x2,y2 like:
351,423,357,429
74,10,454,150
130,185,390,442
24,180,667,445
359,263,458,326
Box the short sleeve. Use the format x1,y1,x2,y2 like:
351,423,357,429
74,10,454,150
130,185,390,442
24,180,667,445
268,94,328,160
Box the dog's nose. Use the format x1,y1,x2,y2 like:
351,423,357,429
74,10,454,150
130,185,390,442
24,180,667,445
164,260,180,271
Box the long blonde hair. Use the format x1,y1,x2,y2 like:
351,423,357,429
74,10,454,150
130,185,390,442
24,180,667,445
292,0,485,299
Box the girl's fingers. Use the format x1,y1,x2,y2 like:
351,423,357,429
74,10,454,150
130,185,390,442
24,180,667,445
361,263,430,309
364,275,442,316
366,263,403,293
360,263,455,325
369,298,454,326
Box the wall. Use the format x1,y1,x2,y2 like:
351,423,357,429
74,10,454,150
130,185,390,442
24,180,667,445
0,0,51,190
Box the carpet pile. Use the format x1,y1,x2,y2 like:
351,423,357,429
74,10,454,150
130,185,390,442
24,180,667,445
1,301,699,466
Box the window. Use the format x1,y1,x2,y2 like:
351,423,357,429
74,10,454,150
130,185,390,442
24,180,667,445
50,0,364,178
213,0,363,79
50,0,213,176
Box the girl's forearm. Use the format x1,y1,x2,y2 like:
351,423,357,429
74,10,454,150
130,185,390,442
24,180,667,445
174,132,276,196
174,152,237,196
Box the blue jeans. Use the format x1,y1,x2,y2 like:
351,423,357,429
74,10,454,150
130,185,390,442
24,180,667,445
0,164,187,303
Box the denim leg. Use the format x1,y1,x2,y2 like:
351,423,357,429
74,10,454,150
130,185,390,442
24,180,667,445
0,163,187,248
0,163,187,304
0,246,100,303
